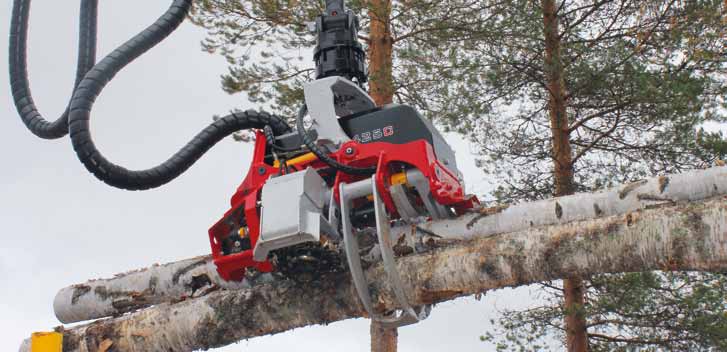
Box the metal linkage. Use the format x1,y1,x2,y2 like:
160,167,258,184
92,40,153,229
302,77,376,148
340,176,430,328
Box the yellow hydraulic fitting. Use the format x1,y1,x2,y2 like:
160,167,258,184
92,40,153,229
390,171,408,186
273,152,318,168
364,172,409,201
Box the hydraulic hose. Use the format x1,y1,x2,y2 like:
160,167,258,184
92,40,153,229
73,110,289,190
296,104,375,175
9,0,98,139
65,0,291,190
263,125,299,153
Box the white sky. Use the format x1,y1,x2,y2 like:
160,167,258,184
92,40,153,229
0,1,539,351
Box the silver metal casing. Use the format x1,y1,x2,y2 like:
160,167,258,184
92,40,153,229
253,168,334,261
303,76,376,148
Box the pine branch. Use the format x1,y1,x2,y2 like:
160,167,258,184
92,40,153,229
588,332,685,346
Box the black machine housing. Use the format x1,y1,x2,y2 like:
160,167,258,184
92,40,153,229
274,104,460,180
314,0,367,85
339,104,459,172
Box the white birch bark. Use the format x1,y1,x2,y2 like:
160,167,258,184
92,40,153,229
52,255,264,323
54,166,727,324
19,195,727,351
405,165,726,240
25,166,727,351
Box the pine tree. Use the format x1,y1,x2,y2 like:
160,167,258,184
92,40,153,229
458,1,727,350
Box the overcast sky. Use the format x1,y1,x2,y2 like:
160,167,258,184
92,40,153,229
0,2,543,351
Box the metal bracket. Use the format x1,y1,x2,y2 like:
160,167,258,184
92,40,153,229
388,183,422,220
340,176,430,328
303,76,376,148
407,169,452,220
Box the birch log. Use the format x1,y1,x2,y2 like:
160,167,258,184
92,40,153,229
21,196,727,351
54,166,727,324
52,256,267,324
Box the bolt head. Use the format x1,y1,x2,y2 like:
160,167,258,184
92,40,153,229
258,166,266,175
345,147,355,155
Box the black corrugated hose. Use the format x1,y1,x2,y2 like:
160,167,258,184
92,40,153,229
9,0,291,190
9,0,98,139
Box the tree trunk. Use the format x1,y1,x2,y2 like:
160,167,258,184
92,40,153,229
371,321,398,352
367,0,394,106
367,0,396,349
52,166,727,324
51,255,255,324
541,0,574,198
541,0,587,350
21,189,727,351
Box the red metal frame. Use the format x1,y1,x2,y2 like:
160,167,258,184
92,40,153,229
208,131,478,281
